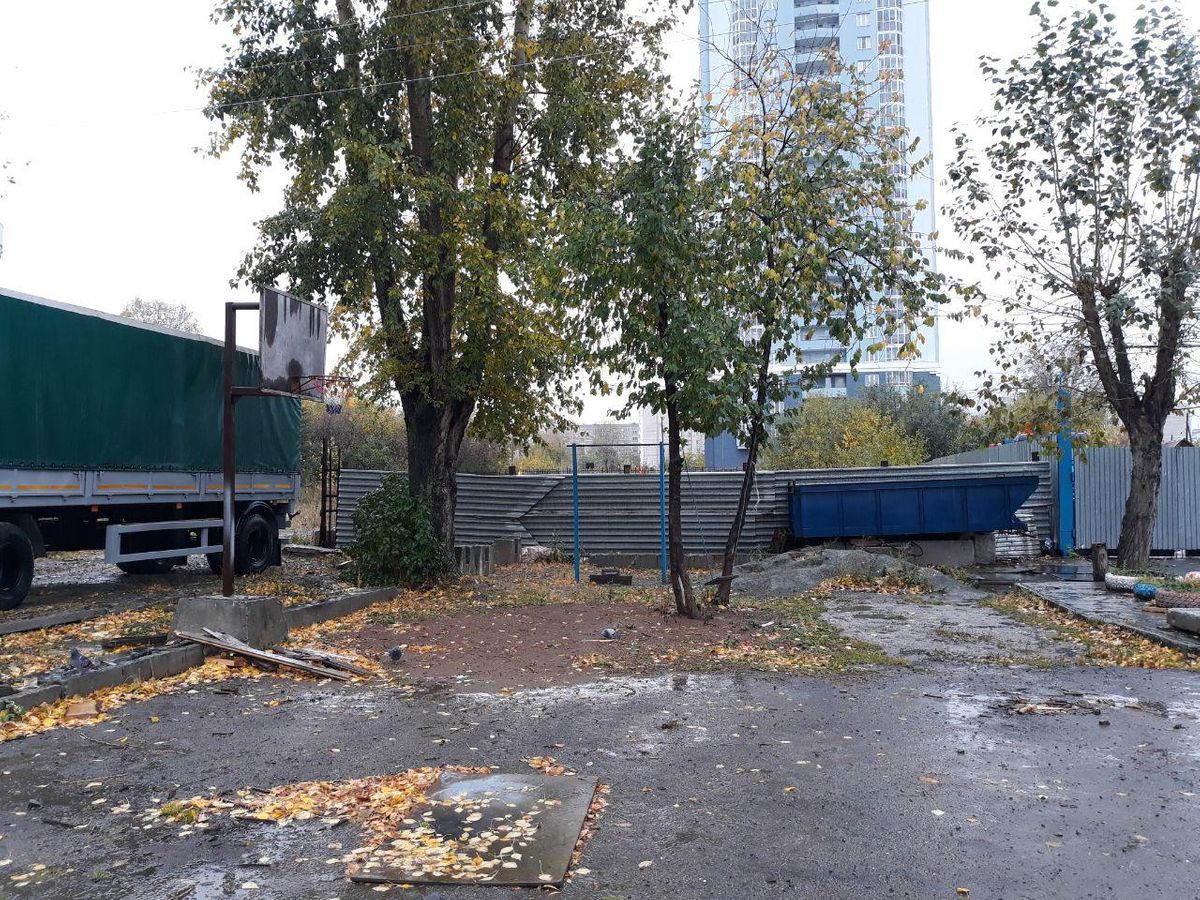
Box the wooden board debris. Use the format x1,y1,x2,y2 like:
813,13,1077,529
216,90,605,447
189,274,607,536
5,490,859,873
175,629,351,681
281,647,374,677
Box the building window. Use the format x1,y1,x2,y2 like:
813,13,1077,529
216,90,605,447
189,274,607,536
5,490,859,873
856,12,870,26
794,58,834,78
796,35,840,53
856,36,871,50
794,0,830,7
796,13,840,31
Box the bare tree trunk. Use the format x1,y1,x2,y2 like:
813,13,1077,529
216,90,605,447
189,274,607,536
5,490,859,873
713,347,772,606
1117,425,1164,570
665,391,699,618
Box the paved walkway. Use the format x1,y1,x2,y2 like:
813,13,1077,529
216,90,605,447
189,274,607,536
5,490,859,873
1019,581,1200,654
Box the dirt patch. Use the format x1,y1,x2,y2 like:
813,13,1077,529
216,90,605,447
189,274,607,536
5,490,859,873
343,601,754,691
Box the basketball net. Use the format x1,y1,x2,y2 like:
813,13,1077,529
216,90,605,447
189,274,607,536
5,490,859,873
323,378,353,415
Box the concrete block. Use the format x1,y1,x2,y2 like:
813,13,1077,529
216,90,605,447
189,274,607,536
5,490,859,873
62,665,136,698
7,683,64,711
172,595,287,650
456,544,494,576
149,644,206,679
492,537,520,566
1167,608,1200,636
973,534,997,566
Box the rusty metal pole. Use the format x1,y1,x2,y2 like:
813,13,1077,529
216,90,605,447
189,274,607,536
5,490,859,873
221,301,260,597
222,303,238,597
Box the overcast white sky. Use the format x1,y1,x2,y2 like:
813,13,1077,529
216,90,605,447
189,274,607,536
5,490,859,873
0,1,1196,422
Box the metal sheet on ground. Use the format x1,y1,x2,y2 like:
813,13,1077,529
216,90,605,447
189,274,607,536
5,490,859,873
350,772,597,887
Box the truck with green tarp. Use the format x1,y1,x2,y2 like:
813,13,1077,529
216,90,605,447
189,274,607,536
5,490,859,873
0,287,302,609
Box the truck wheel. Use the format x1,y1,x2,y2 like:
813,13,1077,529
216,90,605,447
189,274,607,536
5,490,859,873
116,559,175,575
206,512,278,577
205,552,223,576
0,523,35,611
236,511,277,575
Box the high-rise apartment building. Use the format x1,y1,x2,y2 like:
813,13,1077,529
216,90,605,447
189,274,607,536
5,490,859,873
700,0,939,468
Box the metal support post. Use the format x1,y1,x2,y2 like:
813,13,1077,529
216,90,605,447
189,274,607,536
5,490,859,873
571,444,581,583
221,301,261,597
1056,381,1076,556
659,442,667,586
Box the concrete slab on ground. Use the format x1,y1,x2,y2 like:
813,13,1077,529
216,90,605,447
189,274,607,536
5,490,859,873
1019,581,1200,654
821,588,1077,666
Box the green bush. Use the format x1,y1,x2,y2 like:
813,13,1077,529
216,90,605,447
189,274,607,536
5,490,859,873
349,475,448,586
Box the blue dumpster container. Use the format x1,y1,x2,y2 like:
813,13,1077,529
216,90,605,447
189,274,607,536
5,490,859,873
788,474,1040,540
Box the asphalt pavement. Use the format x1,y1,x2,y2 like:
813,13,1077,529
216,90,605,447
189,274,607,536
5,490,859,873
1,661,1197,899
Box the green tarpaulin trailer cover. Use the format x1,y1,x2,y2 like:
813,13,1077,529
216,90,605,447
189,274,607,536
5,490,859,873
0,289,301,473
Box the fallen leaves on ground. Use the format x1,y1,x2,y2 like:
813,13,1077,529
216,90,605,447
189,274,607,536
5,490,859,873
0,606,173,682
0,656,269,742
819,573,929,595
526,756,571,776
988,592,1200,671
142,766,602,886
0,639,383,742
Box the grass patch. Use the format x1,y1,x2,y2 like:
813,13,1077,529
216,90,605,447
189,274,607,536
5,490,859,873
933,627,987,643
717,594,906,672
159,800,201,825
985,591,1200,671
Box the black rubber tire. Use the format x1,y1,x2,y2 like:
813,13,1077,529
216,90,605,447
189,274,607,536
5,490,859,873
0,522,35,611
116,558,176,576
235,511,277,575
205,552,223,575
206,511,278,577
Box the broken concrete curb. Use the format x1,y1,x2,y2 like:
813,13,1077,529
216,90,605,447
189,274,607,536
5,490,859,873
284,587,400,629
4,587,400,714
1166,608,1200,636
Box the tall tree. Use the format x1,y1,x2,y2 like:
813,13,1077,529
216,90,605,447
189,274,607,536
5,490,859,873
704,24,943,604
762,397,926,470
946,0,1200,567
120,298,201,333
558,109,729,618
204,0,670,561
860,385,970,461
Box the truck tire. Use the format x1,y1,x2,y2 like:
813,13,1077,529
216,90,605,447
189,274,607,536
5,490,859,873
0,523,35,611
206,510,278,577
236,511,278,575
116,558,176,576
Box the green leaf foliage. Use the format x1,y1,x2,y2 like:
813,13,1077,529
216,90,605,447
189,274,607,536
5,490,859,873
946,0,1200,437
203,0,674,546
762,397,926,470
945,0,1200,566
349,474,447,586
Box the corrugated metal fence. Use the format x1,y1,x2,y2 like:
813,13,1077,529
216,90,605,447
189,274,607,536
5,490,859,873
931,442,1200,553
1074,447,1200,551
337,461,1048,557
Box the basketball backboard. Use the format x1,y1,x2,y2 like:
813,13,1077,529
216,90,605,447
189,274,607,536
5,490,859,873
258,286,327,399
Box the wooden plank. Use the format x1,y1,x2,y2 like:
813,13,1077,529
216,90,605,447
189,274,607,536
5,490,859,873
283,647,373,677
0,608,105,636
175,630,351,681
99,632,169,650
